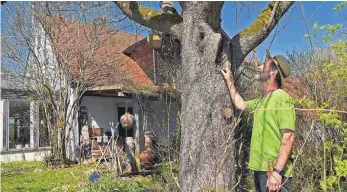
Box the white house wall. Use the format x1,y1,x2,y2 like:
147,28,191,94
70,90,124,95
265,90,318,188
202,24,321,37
80,96,134,135
27,17,65,93
1,149,51,163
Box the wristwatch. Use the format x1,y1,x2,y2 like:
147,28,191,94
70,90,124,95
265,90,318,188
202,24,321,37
273,167,284,176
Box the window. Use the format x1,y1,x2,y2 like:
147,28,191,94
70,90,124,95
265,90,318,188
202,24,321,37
1,99,50,151
8,100,30,149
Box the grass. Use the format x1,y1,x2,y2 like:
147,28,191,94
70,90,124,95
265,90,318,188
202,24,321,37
1,161,165,192
1,161,95,192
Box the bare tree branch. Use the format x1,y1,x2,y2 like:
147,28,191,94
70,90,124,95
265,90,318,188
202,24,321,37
229,1,295,66
269,2,279,25
115,1,183,39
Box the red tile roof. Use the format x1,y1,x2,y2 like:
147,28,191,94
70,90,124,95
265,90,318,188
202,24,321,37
43,16,156,92
123,38,155,82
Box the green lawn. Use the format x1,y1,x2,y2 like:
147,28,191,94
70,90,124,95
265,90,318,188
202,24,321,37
1,161,95,192
1,161,164,192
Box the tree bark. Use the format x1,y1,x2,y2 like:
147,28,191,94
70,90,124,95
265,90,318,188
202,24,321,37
115,1,183,39
178,2,237,191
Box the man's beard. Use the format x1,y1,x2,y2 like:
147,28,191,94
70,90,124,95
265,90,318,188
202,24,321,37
254,72,270,82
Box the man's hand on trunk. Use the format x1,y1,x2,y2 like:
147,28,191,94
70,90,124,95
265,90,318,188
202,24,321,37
221,67,233,83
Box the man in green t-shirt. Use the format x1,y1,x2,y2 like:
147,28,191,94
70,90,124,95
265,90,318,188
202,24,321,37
221,50,295,192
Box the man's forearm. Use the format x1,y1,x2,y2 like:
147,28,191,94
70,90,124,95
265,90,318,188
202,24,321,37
225,80,246,110
274,131,295,170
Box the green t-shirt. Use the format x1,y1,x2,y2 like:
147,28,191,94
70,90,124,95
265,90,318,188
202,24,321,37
246,89,295,177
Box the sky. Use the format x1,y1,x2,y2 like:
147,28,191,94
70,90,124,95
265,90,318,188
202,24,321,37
220,1,345,61
1,1,345,63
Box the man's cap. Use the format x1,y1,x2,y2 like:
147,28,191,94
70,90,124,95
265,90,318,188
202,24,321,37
266,50,291,88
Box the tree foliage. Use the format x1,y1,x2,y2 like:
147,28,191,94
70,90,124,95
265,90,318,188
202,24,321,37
287,4,347,190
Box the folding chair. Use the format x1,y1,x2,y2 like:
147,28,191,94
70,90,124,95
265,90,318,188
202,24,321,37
95,123,119,169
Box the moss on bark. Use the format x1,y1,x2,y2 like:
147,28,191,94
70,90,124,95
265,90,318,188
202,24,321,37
239,2,276,38
117,2,182,24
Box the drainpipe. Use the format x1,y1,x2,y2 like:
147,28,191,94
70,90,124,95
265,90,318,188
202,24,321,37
153,49,157,84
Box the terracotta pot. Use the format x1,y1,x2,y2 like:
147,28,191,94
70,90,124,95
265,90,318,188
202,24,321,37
120,113,134,130
89,128,103,137
140,147,156,164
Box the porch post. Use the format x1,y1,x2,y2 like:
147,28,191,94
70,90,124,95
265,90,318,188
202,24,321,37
139,105,147,151
132,95,141,171
30,101,40,149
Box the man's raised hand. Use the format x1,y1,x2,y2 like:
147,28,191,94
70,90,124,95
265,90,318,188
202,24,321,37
221,67,233,82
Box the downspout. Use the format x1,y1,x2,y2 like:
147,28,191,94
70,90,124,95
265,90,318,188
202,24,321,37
153,49,157,84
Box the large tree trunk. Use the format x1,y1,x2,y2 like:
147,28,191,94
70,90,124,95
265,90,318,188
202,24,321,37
179,2,236,191
115,2,295,191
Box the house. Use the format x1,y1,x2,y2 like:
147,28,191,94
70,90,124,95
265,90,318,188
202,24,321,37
1,16,180,162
